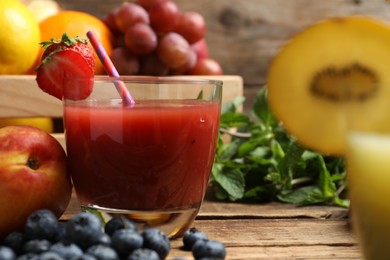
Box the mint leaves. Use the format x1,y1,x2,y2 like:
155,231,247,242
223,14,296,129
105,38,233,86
210,87,349,208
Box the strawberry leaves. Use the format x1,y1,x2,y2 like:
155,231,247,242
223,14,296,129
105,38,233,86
39,33,88,50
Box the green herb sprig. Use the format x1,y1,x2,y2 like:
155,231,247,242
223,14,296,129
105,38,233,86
210,87,349,208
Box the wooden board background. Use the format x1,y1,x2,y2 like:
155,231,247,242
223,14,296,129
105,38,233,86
0,75,242,118
55,0,390,111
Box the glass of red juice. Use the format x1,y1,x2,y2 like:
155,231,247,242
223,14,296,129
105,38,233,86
62,76,222,238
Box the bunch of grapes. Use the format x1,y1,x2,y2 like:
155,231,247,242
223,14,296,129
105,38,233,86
102,0,223,76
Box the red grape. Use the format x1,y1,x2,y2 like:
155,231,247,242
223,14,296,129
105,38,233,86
113,34,126,48
189,58,223,75
102,8,121,33
139,52,169,76
157,32,190,69
148,0,179,34
170,48,197,75
137,0,167,9
174,11,206,44
191,39,209,59
110,47,140,75
115,2,150,33
125,23,157,55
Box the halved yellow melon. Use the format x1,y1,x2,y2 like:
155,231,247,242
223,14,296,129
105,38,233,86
267,16,390,156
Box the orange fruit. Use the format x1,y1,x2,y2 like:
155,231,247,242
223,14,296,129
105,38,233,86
38,11,114,74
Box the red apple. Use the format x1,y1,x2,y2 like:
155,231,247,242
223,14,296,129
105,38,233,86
0,125,72,238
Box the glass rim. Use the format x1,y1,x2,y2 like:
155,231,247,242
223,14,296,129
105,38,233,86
63,75,223,87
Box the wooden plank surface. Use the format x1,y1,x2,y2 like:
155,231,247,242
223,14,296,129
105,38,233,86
198,200,349,220
0,75,242,118
168,218,360,259
63,192,361,259
63,192,350,221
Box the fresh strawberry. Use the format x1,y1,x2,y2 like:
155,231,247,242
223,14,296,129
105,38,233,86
35,33,96,100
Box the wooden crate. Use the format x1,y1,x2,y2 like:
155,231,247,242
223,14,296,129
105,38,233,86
0,75,243,147
0,75,242,118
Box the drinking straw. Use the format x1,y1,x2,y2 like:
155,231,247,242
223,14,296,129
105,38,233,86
86,30,135,106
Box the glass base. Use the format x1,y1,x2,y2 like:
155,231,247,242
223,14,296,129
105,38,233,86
80,204,199,239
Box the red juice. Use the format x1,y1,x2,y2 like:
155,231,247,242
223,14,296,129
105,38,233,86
64,99,220,212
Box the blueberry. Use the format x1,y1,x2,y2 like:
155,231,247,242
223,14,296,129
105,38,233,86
64,212,104,249
0,245,16,260
86,244,119,260
15,253,39,260
192,240,226,260
142,228,170,260
22,239,51,254
74,254,98,260
3,232,25,254
105,217,137,236
50,241,83,259
182,228,208,250
111,229,143,256
54,222,67,242
127,248,160,260
39,251,65,260
24,209,59,242
95,232,111,246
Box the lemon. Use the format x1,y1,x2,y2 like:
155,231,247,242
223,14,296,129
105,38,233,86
0,117,53,133
0,0,41,74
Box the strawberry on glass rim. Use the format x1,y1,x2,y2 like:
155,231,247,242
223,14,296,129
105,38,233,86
35,33,96,100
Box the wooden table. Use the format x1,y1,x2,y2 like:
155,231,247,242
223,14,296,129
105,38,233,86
63,192,362,259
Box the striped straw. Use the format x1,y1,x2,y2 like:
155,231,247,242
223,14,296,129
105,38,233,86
86,30,135,106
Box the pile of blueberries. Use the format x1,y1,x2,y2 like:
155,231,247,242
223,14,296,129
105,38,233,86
0,209,226,260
